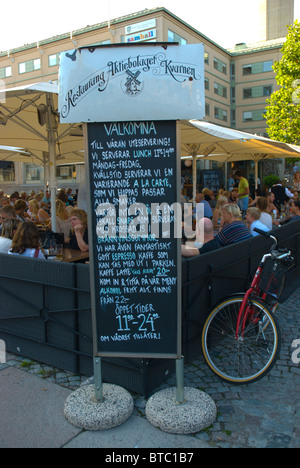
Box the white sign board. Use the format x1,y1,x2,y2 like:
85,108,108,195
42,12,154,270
125,19,156,36
58,44,205,123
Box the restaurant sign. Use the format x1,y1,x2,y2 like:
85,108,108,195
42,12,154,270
58,44,205,123
125,18,157,44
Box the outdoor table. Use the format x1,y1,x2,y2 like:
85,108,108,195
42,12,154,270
46,248,89,263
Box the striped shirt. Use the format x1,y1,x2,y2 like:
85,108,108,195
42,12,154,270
216,221,253,247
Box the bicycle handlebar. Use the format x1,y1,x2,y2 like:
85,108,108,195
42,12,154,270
253,228,293,260
253,228,273,238
253,228,278,251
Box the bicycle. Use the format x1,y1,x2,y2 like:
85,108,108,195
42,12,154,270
201,228,295,385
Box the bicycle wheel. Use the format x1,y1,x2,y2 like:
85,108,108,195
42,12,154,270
202,295,281,384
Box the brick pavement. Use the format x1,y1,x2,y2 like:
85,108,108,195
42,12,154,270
1,287,299,448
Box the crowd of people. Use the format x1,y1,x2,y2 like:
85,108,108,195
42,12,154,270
0,169,299,261
0,188,89,259
181,170,300,258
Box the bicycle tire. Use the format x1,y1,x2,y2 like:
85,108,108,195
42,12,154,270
202,295,281,384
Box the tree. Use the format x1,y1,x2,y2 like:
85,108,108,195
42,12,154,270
265,20,300,145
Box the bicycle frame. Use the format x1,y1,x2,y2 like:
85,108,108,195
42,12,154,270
234,233,291,340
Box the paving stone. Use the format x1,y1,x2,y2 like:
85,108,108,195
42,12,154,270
2,285,299,448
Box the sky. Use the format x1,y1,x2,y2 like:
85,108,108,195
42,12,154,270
0,0,299,52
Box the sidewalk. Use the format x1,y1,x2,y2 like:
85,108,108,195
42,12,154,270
0,287,299,448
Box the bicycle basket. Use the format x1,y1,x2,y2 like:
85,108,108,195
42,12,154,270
259,257,287,299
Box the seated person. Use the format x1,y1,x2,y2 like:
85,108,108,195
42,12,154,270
213,196,228,229
65,208,89,252
42,190,51,208
27,199,50,224
181,218,220,257
245,207,270,236
14,199,31,222
0,218,20,253
256,197,273,230
228,189,238,204
0,196,10,207
266,192,279,217
194,193,213,221
0,205,16,235
215,204,253,247
56,199,72,239
289,200,300,222
8,222,45,259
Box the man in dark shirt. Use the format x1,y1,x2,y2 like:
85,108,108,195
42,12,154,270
181,217,219,257
215,204,252,247
289,200,300,222
271,181,294,211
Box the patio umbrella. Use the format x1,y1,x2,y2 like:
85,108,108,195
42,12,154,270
180,120,300,198
0,82,84,230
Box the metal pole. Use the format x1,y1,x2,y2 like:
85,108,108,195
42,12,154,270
193,155,197,206
176,356,185,404
93,356,104,403
46,94,57,232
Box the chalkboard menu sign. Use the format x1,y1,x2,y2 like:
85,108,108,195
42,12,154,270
200,169,223,193
86,121,181,358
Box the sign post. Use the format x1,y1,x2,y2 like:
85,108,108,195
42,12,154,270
60,43,216,434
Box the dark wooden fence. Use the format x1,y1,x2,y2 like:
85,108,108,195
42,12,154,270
0,220,299,395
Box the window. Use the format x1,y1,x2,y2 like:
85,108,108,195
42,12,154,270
243,85,273,99
49,53,60,67
243,60,273,76
0,162,15,182
19,58,41,74
230,63,235,78
168,30,187,45
0,66,12,79
205,103,210,116
204,52,209,65
243,110,266,122
263,86,272,96
214,107,228,122
56,164,77,182
213,58,227,75
231,109,236,127
214,82,227,98
205,78,209,90
25,164,44,183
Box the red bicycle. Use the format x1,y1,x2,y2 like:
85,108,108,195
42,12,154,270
201,229,295,384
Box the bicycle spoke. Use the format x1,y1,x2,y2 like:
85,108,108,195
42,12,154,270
202,297,280,384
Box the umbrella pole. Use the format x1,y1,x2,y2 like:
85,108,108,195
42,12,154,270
255,160,258,190
46,93,57,233
49,136,57,232
193,155,197,205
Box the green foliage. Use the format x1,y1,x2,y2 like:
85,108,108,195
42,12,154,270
263,174,280,188
265,20,300,145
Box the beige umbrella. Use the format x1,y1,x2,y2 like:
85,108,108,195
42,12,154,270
180,120,300,199
0,82,84,230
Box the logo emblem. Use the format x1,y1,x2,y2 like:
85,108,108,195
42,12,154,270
122,70,144,96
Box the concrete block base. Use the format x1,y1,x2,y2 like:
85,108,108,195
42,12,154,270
64,384,134,431
146,387,217,435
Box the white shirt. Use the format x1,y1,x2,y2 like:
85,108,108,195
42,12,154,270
270,184,294,199
0,237,12,254
8,248,45,260
250,220,270,236
259,212,273,231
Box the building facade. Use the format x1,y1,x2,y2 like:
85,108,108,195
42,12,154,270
259,0,294,40
0,6,295,193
